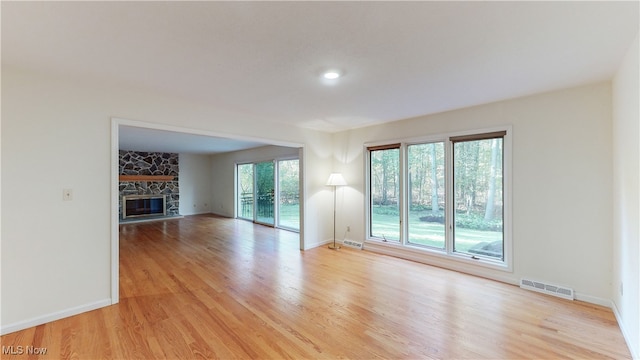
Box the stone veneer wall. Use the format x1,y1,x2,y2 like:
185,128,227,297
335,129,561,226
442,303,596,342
119,150,180,219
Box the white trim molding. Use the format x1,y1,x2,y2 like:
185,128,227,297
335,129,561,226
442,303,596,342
611,301,639,360
0,299,112,336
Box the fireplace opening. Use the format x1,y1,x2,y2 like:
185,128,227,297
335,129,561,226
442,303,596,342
122,195,166,219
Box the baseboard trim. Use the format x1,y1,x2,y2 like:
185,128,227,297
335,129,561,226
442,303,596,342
573,292,611,307
119,214,184,224
0,298,112,336
303,239,333,250
611,300,639,360
182,211,213,216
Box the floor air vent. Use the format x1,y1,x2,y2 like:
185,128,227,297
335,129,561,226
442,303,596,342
520,278,574,300
343,240,363,250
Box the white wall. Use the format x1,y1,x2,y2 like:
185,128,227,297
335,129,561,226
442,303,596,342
332,82,614,303
2,68,113,333
0,66,333,333
179,153,213,215
612,33,639,358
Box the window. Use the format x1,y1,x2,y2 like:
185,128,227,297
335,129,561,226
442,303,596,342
407,142,445,249
452,133,504,260
366,129,510,268
369,144,400,242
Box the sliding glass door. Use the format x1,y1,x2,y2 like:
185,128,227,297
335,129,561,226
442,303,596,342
277,159,299,231
237,158,299,231
237,164,254,220
255,161,275,225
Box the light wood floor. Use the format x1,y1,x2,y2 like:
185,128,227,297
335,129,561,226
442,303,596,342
1,214,631,359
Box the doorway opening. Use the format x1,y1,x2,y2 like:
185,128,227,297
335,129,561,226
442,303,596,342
112,118,305,305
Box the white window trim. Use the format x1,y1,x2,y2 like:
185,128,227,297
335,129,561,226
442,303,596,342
364,126,513,273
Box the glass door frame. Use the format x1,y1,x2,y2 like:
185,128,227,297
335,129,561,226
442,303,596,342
236,157,300,232
237,163,254,221
254,160,276,226
276,158,300,232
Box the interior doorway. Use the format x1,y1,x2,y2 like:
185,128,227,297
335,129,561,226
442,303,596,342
111,118,305,305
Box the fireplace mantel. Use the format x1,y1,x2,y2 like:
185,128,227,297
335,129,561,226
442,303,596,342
119,175,175,182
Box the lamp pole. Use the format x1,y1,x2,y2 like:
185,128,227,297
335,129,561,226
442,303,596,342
326,173,346,250
329,184,340,250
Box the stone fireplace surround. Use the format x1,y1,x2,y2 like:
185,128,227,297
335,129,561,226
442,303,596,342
119,150,180,220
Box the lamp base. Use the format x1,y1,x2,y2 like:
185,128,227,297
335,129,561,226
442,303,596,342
328,244,341,250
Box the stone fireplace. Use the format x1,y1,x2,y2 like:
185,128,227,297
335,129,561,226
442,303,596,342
119,150,180,220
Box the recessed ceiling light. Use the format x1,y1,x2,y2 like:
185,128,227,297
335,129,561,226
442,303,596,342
323,71,341,80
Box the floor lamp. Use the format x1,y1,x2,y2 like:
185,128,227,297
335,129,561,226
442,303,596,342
326,173,347,250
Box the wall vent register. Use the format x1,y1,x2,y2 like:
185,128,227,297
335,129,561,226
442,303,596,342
520,278,574,300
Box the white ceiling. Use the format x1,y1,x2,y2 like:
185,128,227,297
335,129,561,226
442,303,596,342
3,1,638,153
118,125,267,154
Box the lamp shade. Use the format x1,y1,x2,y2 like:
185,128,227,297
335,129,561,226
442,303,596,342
326,173,347,186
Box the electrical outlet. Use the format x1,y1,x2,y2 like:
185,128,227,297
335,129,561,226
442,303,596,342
347,226,351,232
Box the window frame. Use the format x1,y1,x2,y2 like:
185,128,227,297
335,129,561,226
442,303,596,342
405,140,447,250
365,126,512,272
367,143,402,242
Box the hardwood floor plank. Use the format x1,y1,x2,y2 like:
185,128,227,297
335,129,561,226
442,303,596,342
1,214,632,359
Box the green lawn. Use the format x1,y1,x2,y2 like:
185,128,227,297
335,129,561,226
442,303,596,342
278,204,501,257
243,203,300,230
278,203,300,230
372,209,502,254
